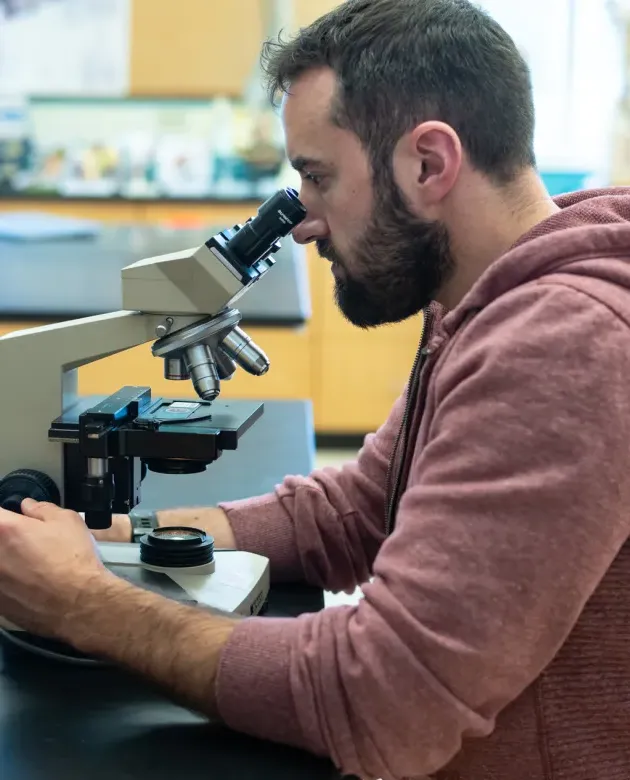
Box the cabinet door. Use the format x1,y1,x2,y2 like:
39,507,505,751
311,253,424,433
0,319,312,404
314,325,422,434
130,0,264,96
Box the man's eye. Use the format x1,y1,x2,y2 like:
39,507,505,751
304,172,323,186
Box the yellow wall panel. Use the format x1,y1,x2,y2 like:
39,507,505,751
294,0,343,27
130,0,265,96
315,330,420,433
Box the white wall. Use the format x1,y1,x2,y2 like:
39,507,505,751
477,0,625,180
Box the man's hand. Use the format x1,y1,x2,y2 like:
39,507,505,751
0,498,111,638
0,498,239,721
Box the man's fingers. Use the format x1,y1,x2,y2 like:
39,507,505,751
0,507,20,528
21,500,87,530
21,498,65,521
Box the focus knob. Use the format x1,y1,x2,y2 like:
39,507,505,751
0,469,61,514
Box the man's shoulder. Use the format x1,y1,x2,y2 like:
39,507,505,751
454,277,630,349
436,279,630,394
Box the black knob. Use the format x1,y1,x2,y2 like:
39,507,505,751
0,469,60,514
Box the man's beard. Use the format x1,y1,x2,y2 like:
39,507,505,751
317,179,455,328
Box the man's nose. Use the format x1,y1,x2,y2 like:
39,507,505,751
291,213,329,245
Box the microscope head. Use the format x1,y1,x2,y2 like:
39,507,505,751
120,187,306,403
121,187,306,318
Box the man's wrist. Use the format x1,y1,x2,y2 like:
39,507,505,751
128,507,159,542
59,567,134,650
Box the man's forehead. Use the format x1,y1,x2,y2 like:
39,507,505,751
283,67,337,113
281,69,339,160
281,69,337,128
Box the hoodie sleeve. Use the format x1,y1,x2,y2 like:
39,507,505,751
215,282,630,780
217,392,405,591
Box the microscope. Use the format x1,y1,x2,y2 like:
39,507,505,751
0,187,306,661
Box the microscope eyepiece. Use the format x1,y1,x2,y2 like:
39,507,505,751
225,187,306,268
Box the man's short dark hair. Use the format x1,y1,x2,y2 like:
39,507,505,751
260,0,536,186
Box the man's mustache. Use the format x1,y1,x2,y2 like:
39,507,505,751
316,239,340,263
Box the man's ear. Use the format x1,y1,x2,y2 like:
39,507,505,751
393,120,462,209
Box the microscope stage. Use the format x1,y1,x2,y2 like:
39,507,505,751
50,390,264,453
45,388,265,521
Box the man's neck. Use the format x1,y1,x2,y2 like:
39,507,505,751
438,169,559,310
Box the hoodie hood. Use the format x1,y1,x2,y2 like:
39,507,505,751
441,186,630,336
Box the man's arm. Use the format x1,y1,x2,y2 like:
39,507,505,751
0,499,237,718
65,570,238,720
94,507,236,549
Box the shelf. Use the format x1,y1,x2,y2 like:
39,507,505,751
0,193,264,205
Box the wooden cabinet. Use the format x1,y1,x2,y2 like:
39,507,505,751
314,329,420,432
0,200,255,227
129,0,264,97
128,0,346,98
128,0,345,99
0,0,424,437
0,319,312,403
308,249,423,433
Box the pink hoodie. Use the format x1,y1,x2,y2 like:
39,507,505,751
215,188,630,780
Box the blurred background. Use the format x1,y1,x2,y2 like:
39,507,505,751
0,0,629,467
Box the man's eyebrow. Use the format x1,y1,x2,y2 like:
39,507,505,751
290,155,325,172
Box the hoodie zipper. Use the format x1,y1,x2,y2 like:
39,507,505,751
384,305,434,536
